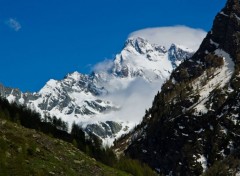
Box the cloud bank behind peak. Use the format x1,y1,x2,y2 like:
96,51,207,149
129,25,207,51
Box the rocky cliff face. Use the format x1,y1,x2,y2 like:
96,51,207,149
0,37,193,144
122,0,240,175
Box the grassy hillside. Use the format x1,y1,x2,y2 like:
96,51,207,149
0,118,130,176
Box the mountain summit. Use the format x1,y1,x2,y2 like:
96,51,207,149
110,37,192,81
197,0,240,62
120,0,240,175
0,37,193,144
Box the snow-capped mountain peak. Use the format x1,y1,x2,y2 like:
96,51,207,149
65,71,83,81
0,36,194,145
124,37,167,55
111,37,193,81
124,37,162,55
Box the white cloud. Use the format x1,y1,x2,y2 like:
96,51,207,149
105,78,163,123
92,59,113,73
93,26,206,74
6,18,22,31
88,26,207,127
129,25,207,51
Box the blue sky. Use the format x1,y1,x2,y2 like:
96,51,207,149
0,0,226,92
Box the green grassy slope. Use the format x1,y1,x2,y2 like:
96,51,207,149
0,118,130,176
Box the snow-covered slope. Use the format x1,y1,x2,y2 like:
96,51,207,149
111,37,194,80
0,37,194,145
190,49,234,115
112,37,172,80
29,72,115,120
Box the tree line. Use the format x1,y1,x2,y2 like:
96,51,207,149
0,97,157,176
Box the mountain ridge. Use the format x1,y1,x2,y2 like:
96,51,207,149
0,37,194,144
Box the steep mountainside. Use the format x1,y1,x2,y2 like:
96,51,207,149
0,118,130,176
121,0,240,175
0,37,193,144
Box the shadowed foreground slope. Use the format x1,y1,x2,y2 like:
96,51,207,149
0,118,130,176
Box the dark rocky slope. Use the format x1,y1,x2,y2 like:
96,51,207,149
119,0,240,175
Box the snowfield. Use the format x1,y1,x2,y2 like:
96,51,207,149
190,49,234,115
